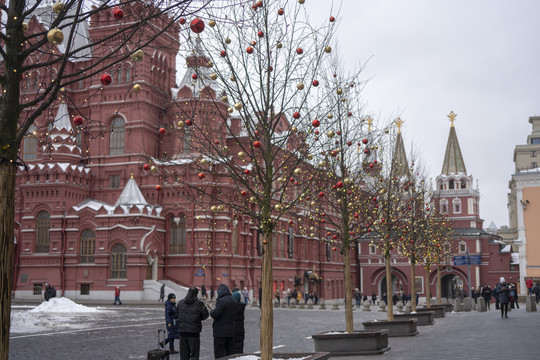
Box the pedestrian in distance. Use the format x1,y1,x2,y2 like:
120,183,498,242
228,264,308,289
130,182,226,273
354,288,361,307
258,287,262,308
286,288,292,306
113,286,122,305
160,293,179,354
497,277,510,318
482,284,492,310
231,290,246,354
533,283,540,304
371,292,377,305
241,287,249,305
201,284,207,300
526,277,534,295
275,290,281,305
159,283,165,302
509,283,519,309
210,284,237,359
177,287,209,360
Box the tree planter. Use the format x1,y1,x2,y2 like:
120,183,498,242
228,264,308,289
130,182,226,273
218,352,330,360
362,319,419,337
394,311,435,325
417,306,445,318
439,303,454,313
312,330,390,356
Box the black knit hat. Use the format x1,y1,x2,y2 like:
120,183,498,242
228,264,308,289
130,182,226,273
168,293,176,300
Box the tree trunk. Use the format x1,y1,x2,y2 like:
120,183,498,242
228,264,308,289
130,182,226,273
410,262,416,312
0,162,16,360
259,231,274,360
425,266,431,308
385,253,393,321
343,245,353,333
437,265,442,305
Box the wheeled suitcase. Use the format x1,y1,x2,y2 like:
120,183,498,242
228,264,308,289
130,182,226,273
147,329,170,360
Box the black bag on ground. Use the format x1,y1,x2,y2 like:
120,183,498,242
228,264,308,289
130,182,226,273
147,329,169,360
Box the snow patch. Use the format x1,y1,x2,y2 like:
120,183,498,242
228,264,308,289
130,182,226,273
29,297,98,313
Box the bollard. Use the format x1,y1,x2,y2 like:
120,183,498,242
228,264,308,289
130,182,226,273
526,295,538,312
396,302,404,313
378,301,387,312
463,297,472,312
362,300,371,312
252,299,259,308
307,299,314,309
454,298,463,312
332,301,340,310
404,302,412,314
477,297,486,312
319,299,326,310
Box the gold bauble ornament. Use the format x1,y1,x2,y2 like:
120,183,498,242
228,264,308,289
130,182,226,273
276,42,283,49
223,146,230,152
337,199,342,204
218,205,224,211
318,161,325,167
294,168,302,175
200,158,207,165
310,201,316,206
238,151,245,158
278,177,286,183
336,88,343,95
131,49,144,62
385,129,389,134
310,233,315,237
133,83,141,92
150,165,158,173
249,196,256,202
47,28,64,45
342,98,347,102
327,130,335,138
207,61,214,68
299,0,305,4
344,178,351,185
324,46,332,53
210,73,218,80
227,107,234,114
52,1,64,14
275,204,283,211
291,126,297,133
225,38,231,44
230,75,236,82
209,20,216,27
297,83,304,90
307,154,313,160
234,103,242,110
221,95,228,103
22,22,29,32
211,205,218,212
177,120,184,127
327,114,333,119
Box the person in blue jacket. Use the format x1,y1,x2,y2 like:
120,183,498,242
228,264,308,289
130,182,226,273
210,284,237,358
160,293,179,354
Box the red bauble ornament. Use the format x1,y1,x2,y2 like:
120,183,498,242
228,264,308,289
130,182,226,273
330,150,338,157
252,3,258,10
318,191,325,197
332,246,336,251
278,8,284,15
253,141,261,148
314,130,319,135
112,7,124,20
329,16,335,22
312,119,320,127
257,0,263,7
362,138,368,144
254,130,260,137
246,46,254,54
214,140,220,145
73,116,83,126
337,181,344,188
185,119,193,126
333,235,337,239
198,172,205,180
190,18,205,33
220,50,227,57
143,163,150,171
289,178,295,183
192,73,198,80
179,18,186,25
289,219,293,224
293,112,300,119
241,190,247,197
244,169,250,175
364,149,370,154
312,80,319,87
348,112,352,117
159,127,166,135
100,73,112,85
155,185,162,191
296,48,303,55
258,31,264,38
347,141,352,146
267,66,273,72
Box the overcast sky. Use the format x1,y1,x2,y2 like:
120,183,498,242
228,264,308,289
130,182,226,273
309,0,540,228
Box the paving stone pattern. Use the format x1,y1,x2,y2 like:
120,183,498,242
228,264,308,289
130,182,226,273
9,304,540,359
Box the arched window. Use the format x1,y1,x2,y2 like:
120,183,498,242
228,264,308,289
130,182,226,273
170,216,186,254
461,179,467,189
440,199,448,214
183,126,192,153
453,198,462,214
110,243,127,279
117,67,122,83
80,229,95,263
23,125,37,161
36,211,50,253
125,66,131,83
449,179,455,190
231,219,239,255
110,117,125,155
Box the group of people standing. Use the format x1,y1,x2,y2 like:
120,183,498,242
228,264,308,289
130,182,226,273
160,284,245,360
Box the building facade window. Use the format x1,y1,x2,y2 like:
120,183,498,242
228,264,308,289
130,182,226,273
80,229,95,263
110,243,127,279
33,284,43,295
458,241,467,253
531,151,537,157
170,216,186,254
109,175,120,188
288,228,294,259
453,198,461,214
36,211,50,253
440,199,448,214
532,162,538,169
369,244,377,254
110,117,125,155
326,241,331,261
232,219,238,255
23,126,37,161
80,284,90,295
183,126,192,153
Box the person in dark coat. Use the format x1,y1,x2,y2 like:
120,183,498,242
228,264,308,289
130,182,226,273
201,284,207,300
258,287,262,308
497,277,510,318
210,284,237,359
161,293,179,354
482,284,492,310
231,291,246,354
492,283,500,309
177,287,209,360
509,283,519,309
159,283,165,302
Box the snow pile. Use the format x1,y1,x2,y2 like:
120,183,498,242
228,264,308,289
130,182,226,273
29,297,98,313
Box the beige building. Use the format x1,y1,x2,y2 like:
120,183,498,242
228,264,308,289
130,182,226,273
500,115,540,290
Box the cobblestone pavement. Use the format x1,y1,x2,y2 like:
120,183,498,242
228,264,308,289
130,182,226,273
8,302,540,359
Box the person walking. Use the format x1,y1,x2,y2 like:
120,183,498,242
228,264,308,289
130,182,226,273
354,288,361,307
159,283,165,302
241,287,249,305
210,284,237,359
526,277,534,295
113,286,122,305
201,284,207,300
482,284,492,310
231,290,246,354
497,277,510,318
509,283,519,309
160,293,179,354
177,287,209,360
258,287,262,308
533,283,540,304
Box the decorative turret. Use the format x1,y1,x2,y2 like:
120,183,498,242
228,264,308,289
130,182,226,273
441,111,467,175
390,117,409,178
45,102,82,163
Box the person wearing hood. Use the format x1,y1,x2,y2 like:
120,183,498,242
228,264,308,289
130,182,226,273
496,277,510,318
231,290,246,354
160,293,179,354
177,287,209,360
210,284,237,358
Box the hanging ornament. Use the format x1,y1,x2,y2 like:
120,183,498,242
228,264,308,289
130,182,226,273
151,166,158,173
225,38,231,44
47,28,64,45
221,95,228,103
131,50,144,62
362,138,368,144
324,46,332,53
159,127,166,135
312,80,319,87
133,83,141,92
192,73,198,80
220,50,227,57
198,172,205,179
297,83,304,90
258,31,264,38
312,119,320,128
299,0,305,4
210,73,218,80
246,46,254,54
278,8,285,15
276,42,283,49
318,192,325,197
336,88,343,95
185,119,193,126
234,103,242,110
52,1,64,14
296,48,303,55
347,141,352,146
112,7,124,20
241,190,248,197
100,73,112,85
293,112,300,119
73,116,84,126
329,16,335,22
244,169,251,175
22,22,29,32
155,185,162,191
179,18,186,25
209,20,216,27
190,18,205,33
253,141,261,148
143,163,150,171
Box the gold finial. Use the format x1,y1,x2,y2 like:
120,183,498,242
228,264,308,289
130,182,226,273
395,117,404,133
367,117,373,132
447,111,457,127
130,173,134,179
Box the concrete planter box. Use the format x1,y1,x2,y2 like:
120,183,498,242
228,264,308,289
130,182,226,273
312,330,390,356
362,319,419,337
418,306,445,318
394,311,435,325
218,353,330,360
439,303,454,313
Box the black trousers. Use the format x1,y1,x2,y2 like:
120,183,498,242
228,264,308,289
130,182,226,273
500,303,508,317
180,336,200,360
213,337,234,359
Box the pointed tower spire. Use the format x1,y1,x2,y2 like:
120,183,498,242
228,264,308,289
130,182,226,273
391,118,409,177
441,111,467,174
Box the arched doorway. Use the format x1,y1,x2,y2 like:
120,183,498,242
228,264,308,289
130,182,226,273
441,274,464,299
380,275,399,302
